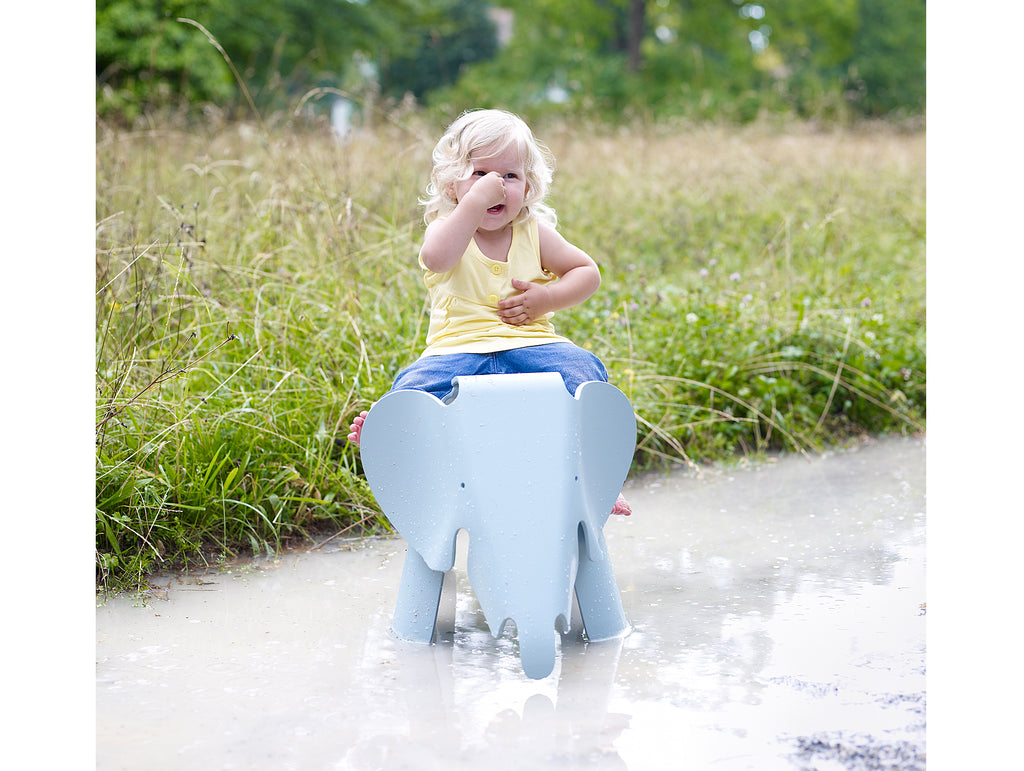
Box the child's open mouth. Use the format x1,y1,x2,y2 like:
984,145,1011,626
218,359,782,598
487,204,505,213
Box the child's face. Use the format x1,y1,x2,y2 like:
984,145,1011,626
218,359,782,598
453,143,527,232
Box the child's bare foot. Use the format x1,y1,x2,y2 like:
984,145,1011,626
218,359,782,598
347,411,368,446
611,493,632,516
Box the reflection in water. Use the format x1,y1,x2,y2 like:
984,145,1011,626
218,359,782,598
96,437,925,770
341,568,630,769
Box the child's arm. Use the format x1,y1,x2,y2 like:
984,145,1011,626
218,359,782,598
420,172,506,273
497,222,601,326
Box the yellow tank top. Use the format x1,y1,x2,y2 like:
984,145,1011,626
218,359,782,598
419,219,571,356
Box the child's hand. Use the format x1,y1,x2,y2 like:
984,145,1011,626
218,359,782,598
463,171,506,211
498,279,552,325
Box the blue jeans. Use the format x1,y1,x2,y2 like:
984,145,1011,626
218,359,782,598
390,342,608,401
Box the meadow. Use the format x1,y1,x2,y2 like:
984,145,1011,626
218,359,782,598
95,114,925,588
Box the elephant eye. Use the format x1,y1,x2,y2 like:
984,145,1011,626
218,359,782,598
460,482,466,489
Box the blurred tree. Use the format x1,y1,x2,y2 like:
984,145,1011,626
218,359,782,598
434,0,766,117
96,0,924,122
758,0,860,70
96,0,491,119
96,0,236,117
439,0,923,120
843,0,926,115
381,0,499,99
741,0,925,117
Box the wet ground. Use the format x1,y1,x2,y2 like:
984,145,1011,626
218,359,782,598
96,436,925,770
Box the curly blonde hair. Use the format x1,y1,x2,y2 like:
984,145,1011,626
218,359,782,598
421,109,557,228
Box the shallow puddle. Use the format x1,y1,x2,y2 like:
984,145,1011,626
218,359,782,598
96,436,925,770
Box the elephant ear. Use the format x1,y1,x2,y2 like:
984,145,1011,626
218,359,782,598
575,381,636,558
359,389,461,572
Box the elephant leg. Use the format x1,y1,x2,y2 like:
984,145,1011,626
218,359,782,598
390,546,444,643
518,624,558,680
574,530,630,642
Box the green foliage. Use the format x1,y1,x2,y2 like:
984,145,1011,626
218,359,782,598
381,0,499,99
96,117,924,589
96,0,235,119
761,0,860,68
96,0,499,122
844,0,927,115
97,0,924,126
426,0,924,123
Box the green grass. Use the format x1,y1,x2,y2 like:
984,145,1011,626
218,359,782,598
95,115,925,589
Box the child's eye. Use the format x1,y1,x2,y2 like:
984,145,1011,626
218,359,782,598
505,173,518,179
473,170,487,176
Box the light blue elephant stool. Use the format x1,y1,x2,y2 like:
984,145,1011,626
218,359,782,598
359,371,636,679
